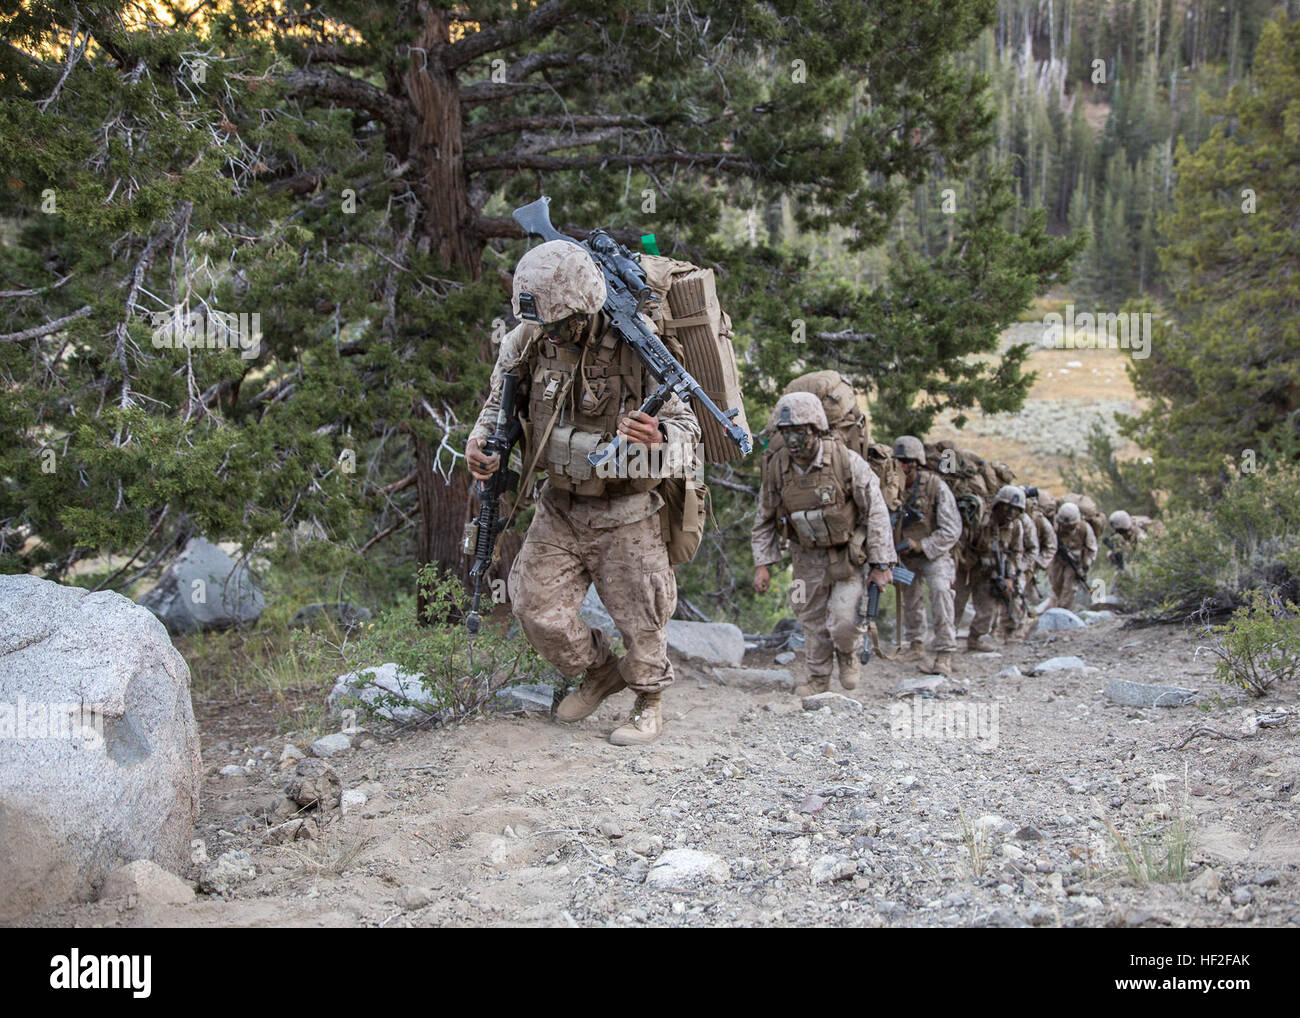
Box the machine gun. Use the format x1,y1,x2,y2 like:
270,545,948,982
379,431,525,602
511,197,752,469
463,371,524,636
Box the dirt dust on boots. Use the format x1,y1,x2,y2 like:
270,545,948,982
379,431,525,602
608,692,662,746
920,651,953,677
896,639,926,662
794,674,830,697
554,649,626,723
836,651,860,690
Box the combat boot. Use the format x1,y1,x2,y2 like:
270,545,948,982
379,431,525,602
920,651,953,677
836,652,860,691
555,650,626,723
966,634,997,653
794,674,831,697
896,640,926,662
609,692,662,746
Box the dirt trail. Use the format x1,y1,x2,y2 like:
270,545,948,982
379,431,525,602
20,615,1300,928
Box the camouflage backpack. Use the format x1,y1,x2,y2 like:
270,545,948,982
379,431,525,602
764,371,902,512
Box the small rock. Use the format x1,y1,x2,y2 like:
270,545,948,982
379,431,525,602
279,744,305,767
1231,886,1253,906
1030,656,1087,675
775,651,797,666
995,665,1022,678
218,764,246,777
310,733,352,758
889,675,945,698
810,855,856,885
492,683,555,713
1190,868,1220,898
286,758,342,812
198,850,256,896
1254,870,1280,887
1035,608,1086,631
801,692,863,714
1105,679,1198,708
399,885,436,910
646,848,730,888
598,819,624,839
799,794,826,815
100,860,195,906
341,789,367,813
1015,825,1044,841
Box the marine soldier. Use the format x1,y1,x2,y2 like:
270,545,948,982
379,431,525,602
1027,490,1059,602
1048,501,1098,610
752,393,895,696
891,436,962,676
466,240,700,746
966,485,1027,651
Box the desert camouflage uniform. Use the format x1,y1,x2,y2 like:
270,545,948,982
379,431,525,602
968,511,1026,643
1049,514,1098,609
897,470,962,653
470,314,700,696
752,438,895,686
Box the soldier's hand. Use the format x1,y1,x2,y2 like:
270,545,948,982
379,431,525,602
1003,577,1015,596
618,409,663,448
897,538,915,554
753,565,771,594
466,437,499,482
868,567,893,589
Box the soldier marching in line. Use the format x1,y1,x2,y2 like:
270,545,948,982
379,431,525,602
752,393,896,696
890,436,962,677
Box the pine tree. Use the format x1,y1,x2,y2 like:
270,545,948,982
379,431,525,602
1125,15,1300,499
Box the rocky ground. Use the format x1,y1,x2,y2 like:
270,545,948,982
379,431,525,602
19,610,1300,929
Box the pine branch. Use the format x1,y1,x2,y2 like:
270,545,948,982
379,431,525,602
444,0,576,70
464,112,659,144
285,67,412,131
0,306,92,343
466,151,756,174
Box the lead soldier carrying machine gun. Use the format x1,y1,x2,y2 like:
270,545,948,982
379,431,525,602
465,197,749,746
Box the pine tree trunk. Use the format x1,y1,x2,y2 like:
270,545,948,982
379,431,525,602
401,5,487,619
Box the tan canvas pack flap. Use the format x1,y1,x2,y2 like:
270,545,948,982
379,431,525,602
640,254,749,465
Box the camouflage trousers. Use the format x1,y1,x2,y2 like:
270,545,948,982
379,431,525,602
508,488,676,694
1048,559,1087,610
899,551,957,653
969,574,1017,640
789,544,863,679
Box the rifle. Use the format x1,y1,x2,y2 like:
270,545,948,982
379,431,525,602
989,536,1022,621
857,581,883,664
1056,544,1088,584
512,197,752,468
464,371,524,636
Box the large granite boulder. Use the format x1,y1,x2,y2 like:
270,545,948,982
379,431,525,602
0,575,202,919
138,537,264,634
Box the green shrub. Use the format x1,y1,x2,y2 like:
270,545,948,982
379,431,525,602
297,565,549,725
1202,589,1300,697
1124,459,1300,619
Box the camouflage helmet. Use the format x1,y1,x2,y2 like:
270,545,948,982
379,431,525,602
893,435,926,464
993,484,1026,510
770,391,828,432
1109,510,1133,531
1076,494,1099,515
512,240,606,323
1037,490,1058,512
1057,501,1081,524
992,462,1016,485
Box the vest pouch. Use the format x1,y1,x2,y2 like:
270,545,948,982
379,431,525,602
788,508,832,547
826,544,856,582
847,525,869,567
